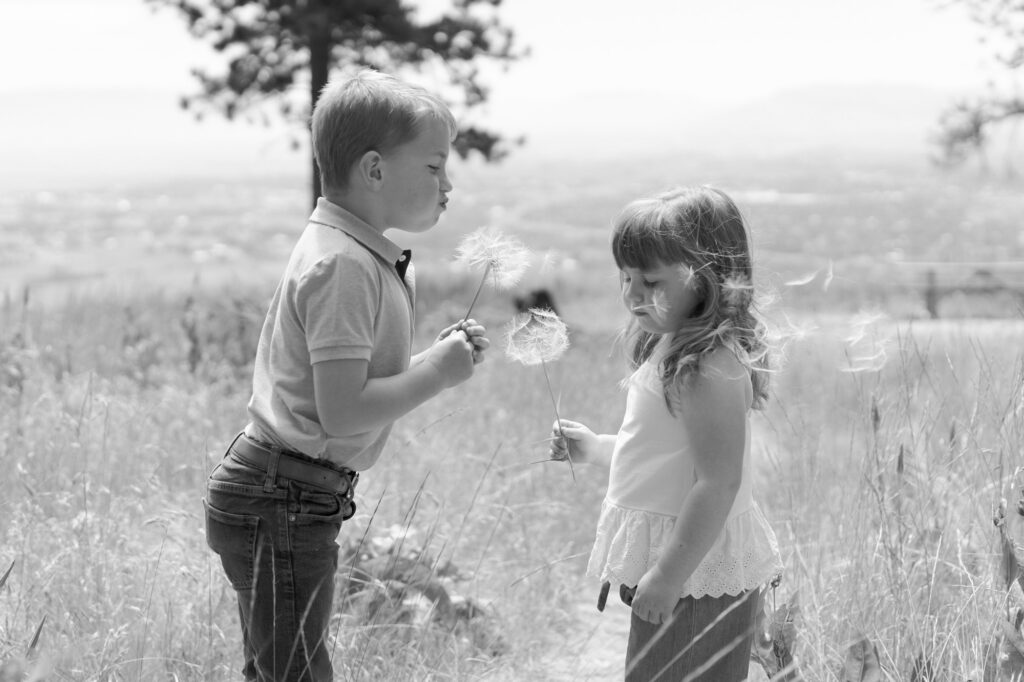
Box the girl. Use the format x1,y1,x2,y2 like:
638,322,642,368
551,186,783,681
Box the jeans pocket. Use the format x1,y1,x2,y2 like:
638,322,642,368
204,498,260,590
287,485,345,554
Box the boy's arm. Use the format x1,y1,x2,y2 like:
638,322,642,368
314,332,473,437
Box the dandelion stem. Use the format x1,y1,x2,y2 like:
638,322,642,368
542,359,574,483
462,261,492,323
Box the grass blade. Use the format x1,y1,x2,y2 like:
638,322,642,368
27,614,46,655
0,559,14,591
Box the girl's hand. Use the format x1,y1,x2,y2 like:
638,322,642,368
437,319,489,364
631,566,680,625
550,419,597,462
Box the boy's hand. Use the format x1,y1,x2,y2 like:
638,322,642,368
425,331,475,388
550,418,597,462
437,318,489,364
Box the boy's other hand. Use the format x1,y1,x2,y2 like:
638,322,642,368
426,330,475,388
438,318,489,364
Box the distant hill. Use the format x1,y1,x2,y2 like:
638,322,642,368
0,90,302,192
0,83,988,192
676,83,961,157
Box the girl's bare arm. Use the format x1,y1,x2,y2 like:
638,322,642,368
630,349,749,624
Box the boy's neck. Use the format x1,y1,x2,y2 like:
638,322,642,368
322,188,387,234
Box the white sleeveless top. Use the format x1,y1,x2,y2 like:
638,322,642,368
586,347,784,599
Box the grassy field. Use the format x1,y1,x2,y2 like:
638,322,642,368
2,156,1024,680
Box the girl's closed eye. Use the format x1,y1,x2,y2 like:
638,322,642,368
622,273,657,289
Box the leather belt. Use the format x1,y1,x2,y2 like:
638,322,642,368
230,434,358,496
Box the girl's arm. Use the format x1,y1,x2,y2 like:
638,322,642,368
630,349,750,625
550,419,616,467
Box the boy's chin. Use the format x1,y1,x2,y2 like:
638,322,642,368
391,215,441,233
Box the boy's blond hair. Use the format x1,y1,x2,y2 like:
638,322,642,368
312,70,457,192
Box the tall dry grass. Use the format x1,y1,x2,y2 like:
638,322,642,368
1,280,1022,680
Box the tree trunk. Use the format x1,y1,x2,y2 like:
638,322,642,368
309,19,331,210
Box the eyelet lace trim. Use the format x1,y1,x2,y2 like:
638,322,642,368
586,499,784,598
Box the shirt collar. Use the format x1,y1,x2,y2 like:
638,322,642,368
309,197,404,265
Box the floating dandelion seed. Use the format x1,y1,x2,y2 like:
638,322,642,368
631,288,669,321
454,226,533,321
841,346,889,373
537,250,558,276
822,260,834,291
505,308,574,481
785,269,819,287
723,274,754,308
843,310,886,345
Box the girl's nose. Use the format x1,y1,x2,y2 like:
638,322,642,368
624,279,644,304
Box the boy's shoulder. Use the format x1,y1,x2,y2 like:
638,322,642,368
288,222,379,280
300,198,405,272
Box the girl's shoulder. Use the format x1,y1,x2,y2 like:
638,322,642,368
687,345,753,409
701,344,748,380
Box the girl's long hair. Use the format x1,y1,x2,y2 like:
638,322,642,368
611,186,771,411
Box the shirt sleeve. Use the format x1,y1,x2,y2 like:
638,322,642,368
296,251,380,364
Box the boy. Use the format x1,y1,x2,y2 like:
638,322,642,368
203,70,488,682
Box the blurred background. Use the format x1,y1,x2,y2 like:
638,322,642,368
5,4,1024,680
2,0,1023,319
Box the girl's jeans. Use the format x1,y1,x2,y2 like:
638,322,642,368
624,588,758,682
204,447,354,682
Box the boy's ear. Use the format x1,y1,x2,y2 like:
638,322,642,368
356,150,384,189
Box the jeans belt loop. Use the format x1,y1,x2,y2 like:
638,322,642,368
263,446,282,493
224,431,244,459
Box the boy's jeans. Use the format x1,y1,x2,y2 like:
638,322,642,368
204,441,355,682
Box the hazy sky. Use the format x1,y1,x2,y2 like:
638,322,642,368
0,0,1000,189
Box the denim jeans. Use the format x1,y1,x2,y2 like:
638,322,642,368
204,442,354,682
624,589,758,682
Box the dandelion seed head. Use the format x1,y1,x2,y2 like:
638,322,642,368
454,226,533,289
505,307,570,366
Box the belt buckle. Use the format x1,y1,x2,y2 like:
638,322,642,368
341,471,358,501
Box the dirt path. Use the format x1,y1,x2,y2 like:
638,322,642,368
541,583,631,681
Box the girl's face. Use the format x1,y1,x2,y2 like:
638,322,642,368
620,261,702,334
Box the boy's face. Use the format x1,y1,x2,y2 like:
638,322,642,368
379,117,453,233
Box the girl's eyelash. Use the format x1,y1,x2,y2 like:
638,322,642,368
622,274,656,287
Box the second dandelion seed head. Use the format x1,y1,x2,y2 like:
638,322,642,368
505,307,569,366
